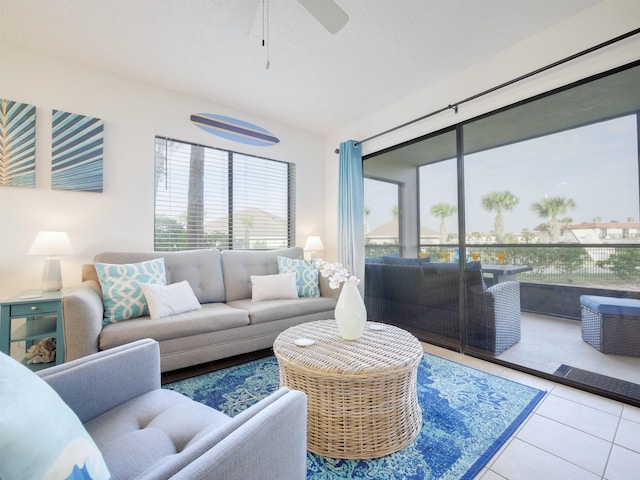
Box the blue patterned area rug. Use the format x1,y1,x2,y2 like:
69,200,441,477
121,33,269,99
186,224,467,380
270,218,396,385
165,353,545,480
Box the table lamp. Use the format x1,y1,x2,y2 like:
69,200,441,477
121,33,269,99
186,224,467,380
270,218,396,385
28,231,74,291
303,236,324,261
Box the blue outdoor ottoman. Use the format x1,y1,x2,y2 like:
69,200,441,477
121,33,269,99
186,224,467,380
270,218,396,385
580,295,640,356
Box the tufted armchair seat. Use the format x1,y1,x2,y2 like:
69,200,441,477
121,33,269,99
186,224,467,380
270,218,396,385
38,338,308,480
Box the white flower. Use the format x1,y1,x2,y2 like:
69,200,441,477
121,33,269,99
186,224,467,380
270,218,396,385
316,260,360,288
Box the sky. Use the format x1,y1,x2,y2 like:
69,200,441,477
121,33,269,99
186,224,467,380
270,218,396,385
365,114,639,236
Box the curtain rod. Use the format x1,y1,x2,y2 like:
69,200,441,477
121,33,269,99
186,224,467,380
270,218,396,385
334,27,640,154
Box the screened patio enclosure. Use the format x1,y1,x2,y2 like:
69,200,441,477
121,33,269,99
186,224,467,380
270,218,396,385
363,61,640,406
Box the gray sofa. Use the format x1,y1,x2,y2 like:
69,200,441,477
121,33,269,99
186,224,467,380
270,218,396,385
38,338,308,480
63,247,338,372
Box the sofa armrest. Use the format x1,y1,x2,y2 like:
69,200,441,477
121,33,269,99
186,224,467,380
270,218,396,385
62,279,104,361
38,339,161,423
143,387,308,480
319,274,340,298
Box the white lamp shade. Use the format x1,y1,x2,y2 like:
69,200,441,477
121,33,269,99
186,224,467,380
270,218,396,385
304,236,324,252
28,231,74,291
28,231,75,256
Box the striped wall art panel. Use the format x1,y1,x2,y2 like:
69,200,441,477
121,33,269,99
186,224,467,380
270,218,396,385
52,110,104,192
0,98,36,188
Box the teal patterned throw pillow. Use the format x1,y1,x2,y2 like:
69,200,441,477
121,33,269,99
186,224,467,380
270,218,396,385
96,258,166,325
277,256,320,297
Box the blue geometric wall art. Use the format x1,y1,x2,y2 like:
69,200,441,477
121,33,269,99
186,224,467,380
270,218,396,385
0,98,36,188
52,110,104,192
190,113,280,147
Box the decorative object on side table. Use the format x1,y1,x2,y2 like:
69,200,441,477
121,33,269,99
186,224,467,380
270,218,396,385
303,235,324,260
316,260,366,340
28,231,74,291
25,337,56,364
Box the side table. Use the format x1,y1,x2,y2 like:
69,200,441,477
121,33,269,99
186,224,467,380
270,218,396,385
0,289,67,370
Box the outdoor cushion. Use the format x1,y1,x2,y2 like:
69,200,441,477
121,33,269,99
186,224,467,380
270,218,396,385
580,295,640,318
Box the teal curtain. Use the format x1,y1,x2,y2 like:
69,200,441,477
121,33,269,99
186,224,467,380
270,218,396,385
338,140,364,286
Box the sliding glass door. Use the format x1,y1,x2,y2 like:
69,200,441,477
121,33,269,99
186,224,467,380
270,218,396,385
363,61,640,405
461,64,640,397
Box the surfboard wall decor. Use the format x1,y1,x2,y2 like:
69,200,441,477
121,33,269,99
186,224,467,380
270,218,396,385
190,113,280,147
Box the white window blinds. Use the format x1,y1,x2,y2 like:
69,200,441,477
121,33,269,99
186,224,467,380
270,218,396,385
154,137,295,251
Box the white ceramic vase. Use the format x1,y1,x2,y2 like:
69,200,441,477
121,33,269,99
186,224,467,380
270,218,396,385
334,283,367,340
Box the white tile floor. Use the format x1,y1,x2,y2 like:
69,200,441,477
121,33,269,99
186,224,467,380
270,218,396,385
421,343,640,480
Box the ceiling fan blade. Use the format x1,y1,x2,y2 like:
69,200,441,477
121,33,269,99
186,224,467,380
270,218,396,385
297,0,349,34
229,0,260,37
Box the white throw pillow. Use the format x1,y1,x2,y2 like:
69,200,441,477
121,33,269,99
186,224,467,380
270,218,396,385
250,272,298,301
141,280,202,319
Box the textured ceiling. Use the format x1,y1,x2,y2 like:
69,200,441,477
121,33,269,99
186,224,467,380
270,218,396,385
0,0,600,135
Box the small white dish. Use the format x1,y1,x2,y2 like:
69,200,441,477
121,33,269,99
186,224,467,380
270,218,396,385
368,323,386,331
295,338,315,347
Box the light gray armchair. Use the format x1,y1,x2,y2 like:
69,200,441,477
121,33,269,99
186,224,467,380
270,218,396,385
38,338,308,480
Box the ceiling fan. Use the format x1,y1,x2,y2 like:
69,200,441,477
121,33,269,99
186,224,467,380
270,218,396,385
230,0,349,36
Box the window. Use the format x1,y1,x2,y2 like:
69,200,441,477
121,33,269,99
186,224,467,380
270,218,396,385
154,137,295,251
364,177,403,257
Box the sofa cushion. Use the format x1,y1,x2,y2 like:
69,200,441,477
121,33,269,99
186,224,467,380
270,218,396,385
277,256,320,297
221,247,304,302
96,258,167,324
250,273,298,301
228,296,338,324
142,280,202,319
0,351,111,480
94,249,226,304
84,388,230,480
100,303,250,350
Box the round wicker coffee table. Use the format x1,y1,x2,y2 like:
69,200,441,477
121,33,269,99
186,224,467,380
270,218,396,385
273,319,423,459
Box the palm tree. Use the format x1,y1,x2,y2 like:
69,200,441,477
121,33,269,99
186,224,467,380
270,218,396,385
468,231,482,243
481,191,519,244
520,228,535,244
530,197,576,243
560,217,573,238
187,144,204,249
431,203,457,244
364,207,371,235
239,215,254,248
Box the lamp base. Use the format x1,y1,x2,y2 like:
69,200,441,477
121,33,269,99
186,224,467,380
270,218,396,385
42,257,62,291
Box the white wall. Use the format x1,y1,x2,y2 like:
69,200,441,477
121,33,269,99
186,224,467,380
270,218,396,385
0,42,326,297
323,0,640,259
2,0,639,296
